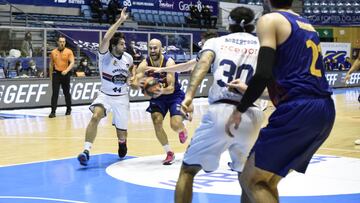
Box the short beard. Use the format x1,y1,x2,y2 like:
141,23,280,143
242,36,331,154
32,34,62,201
113,48,123,57
150,53,161,61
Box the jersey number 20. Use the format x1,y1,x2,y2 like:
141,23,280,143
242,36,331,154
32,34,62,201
306,39,322,77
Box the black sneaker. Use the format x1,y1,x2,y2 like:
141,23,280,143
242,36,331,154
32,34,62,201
118,141,127,158
65,109,71,115
48,112,56,118
77,150,90,166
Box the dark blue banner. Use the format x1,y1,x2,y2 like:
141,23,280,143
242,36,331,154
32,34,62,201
58,30,99,61
7,0,218,15
127,0,218,16
7,0,92,8
304,14,360,26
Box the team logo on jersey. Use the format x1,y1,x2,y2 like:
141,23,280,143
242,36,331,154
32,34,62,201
113,60,118,66
112,74,127,85
113,69,129,85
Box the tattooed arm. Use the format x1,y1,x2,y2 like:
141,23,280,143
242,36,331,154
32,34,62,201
180,51,214,117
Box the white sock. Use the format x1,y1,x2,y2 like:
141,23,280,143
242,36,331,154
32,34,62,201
84,142,92,151
163,144,171,153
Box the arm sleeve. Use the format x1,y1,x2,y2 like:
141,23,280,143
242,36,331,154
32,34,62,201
236,46,276,113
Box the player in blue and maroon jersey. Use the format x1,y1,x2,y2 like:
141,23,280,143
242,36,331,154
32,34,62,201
132,39,187,165
226,0,336,202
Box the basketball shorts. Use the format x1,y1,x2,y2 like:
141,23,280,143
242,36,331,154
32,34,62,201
183,103,265,173
146,91,185,117
89,91,129,130
251,97,336,177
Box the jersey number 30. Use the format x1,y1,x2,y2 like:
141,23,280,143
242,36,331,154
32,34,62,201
217,59,254,87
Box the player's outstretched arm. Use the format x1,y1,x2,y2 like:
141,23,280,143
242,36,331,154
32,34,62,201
99,7,129,54
145,59,197,73
180,51,213,121
185,51,214,100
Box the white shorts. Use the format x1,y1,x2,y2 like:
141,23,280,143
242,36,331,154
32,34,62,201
183,103,265,173
89,91,129,130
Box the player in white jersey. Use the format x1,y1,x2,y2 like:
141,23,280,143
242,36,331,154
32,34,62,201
77,8,133,166
175,7,267,203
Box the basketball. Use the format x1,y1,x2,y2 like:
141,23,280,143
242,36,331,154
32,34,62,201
142,77,160,97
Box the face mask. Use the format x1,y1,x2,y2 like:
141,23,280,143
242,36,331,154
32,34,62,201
82,62,88,66
31,65,36,69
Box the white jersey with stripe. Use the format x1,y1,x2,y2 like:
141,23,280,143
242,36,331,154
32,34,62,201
200,32,260,104
98,51,133,96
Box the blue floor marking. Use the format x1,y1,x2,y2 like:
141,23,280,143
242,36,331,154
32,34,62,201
0,154,359,203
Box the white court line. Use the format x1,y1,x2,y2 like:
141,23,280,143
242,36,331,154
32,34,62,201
1,136,359,153
0,136,178,141
0,152,112,167
0,196,87,203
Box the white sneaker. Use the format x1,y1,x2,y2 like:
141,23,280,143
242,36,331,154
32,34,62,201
355,139,360,145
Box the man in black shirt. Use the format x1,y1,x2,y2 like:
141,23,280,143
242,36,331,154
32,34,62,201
90,0,106,24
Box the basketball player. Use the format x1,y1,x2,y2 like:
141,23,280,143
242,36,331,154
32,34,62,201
131,39,187,165
226,1,336,202
345,51,360,145
77,8,133,166
175,7,266,203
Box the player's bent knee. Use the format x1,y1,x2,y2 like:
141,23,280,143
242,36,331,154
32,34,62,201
170,122,181,131
181,164,202,176
152,117,164,126
170,117,183,131
153,119,163,125
91,113,103,123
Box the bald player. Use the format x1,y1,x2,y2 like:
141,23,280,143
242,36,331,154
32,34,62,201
132,39,188,165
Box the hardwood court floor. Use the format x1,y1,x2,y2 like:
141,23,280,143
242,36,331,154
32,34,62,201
0,88,359,166
0,88,359,203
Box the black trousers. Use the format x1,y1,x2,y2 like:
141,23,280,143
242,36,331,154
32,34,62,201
51,71,71,112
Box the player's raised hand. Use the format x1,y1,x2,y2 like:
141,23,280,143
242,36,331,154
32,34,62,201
180,97,194,121
225,109,242,137
118,7,129,22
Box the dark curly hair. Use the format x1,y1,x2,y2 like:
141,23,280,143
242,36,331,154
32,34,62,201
228,7,255,34
109,32,125,52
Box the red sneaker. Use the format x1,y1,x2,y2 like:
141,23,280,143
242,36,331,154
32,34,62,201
162,151,175,165
178,129,188,144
